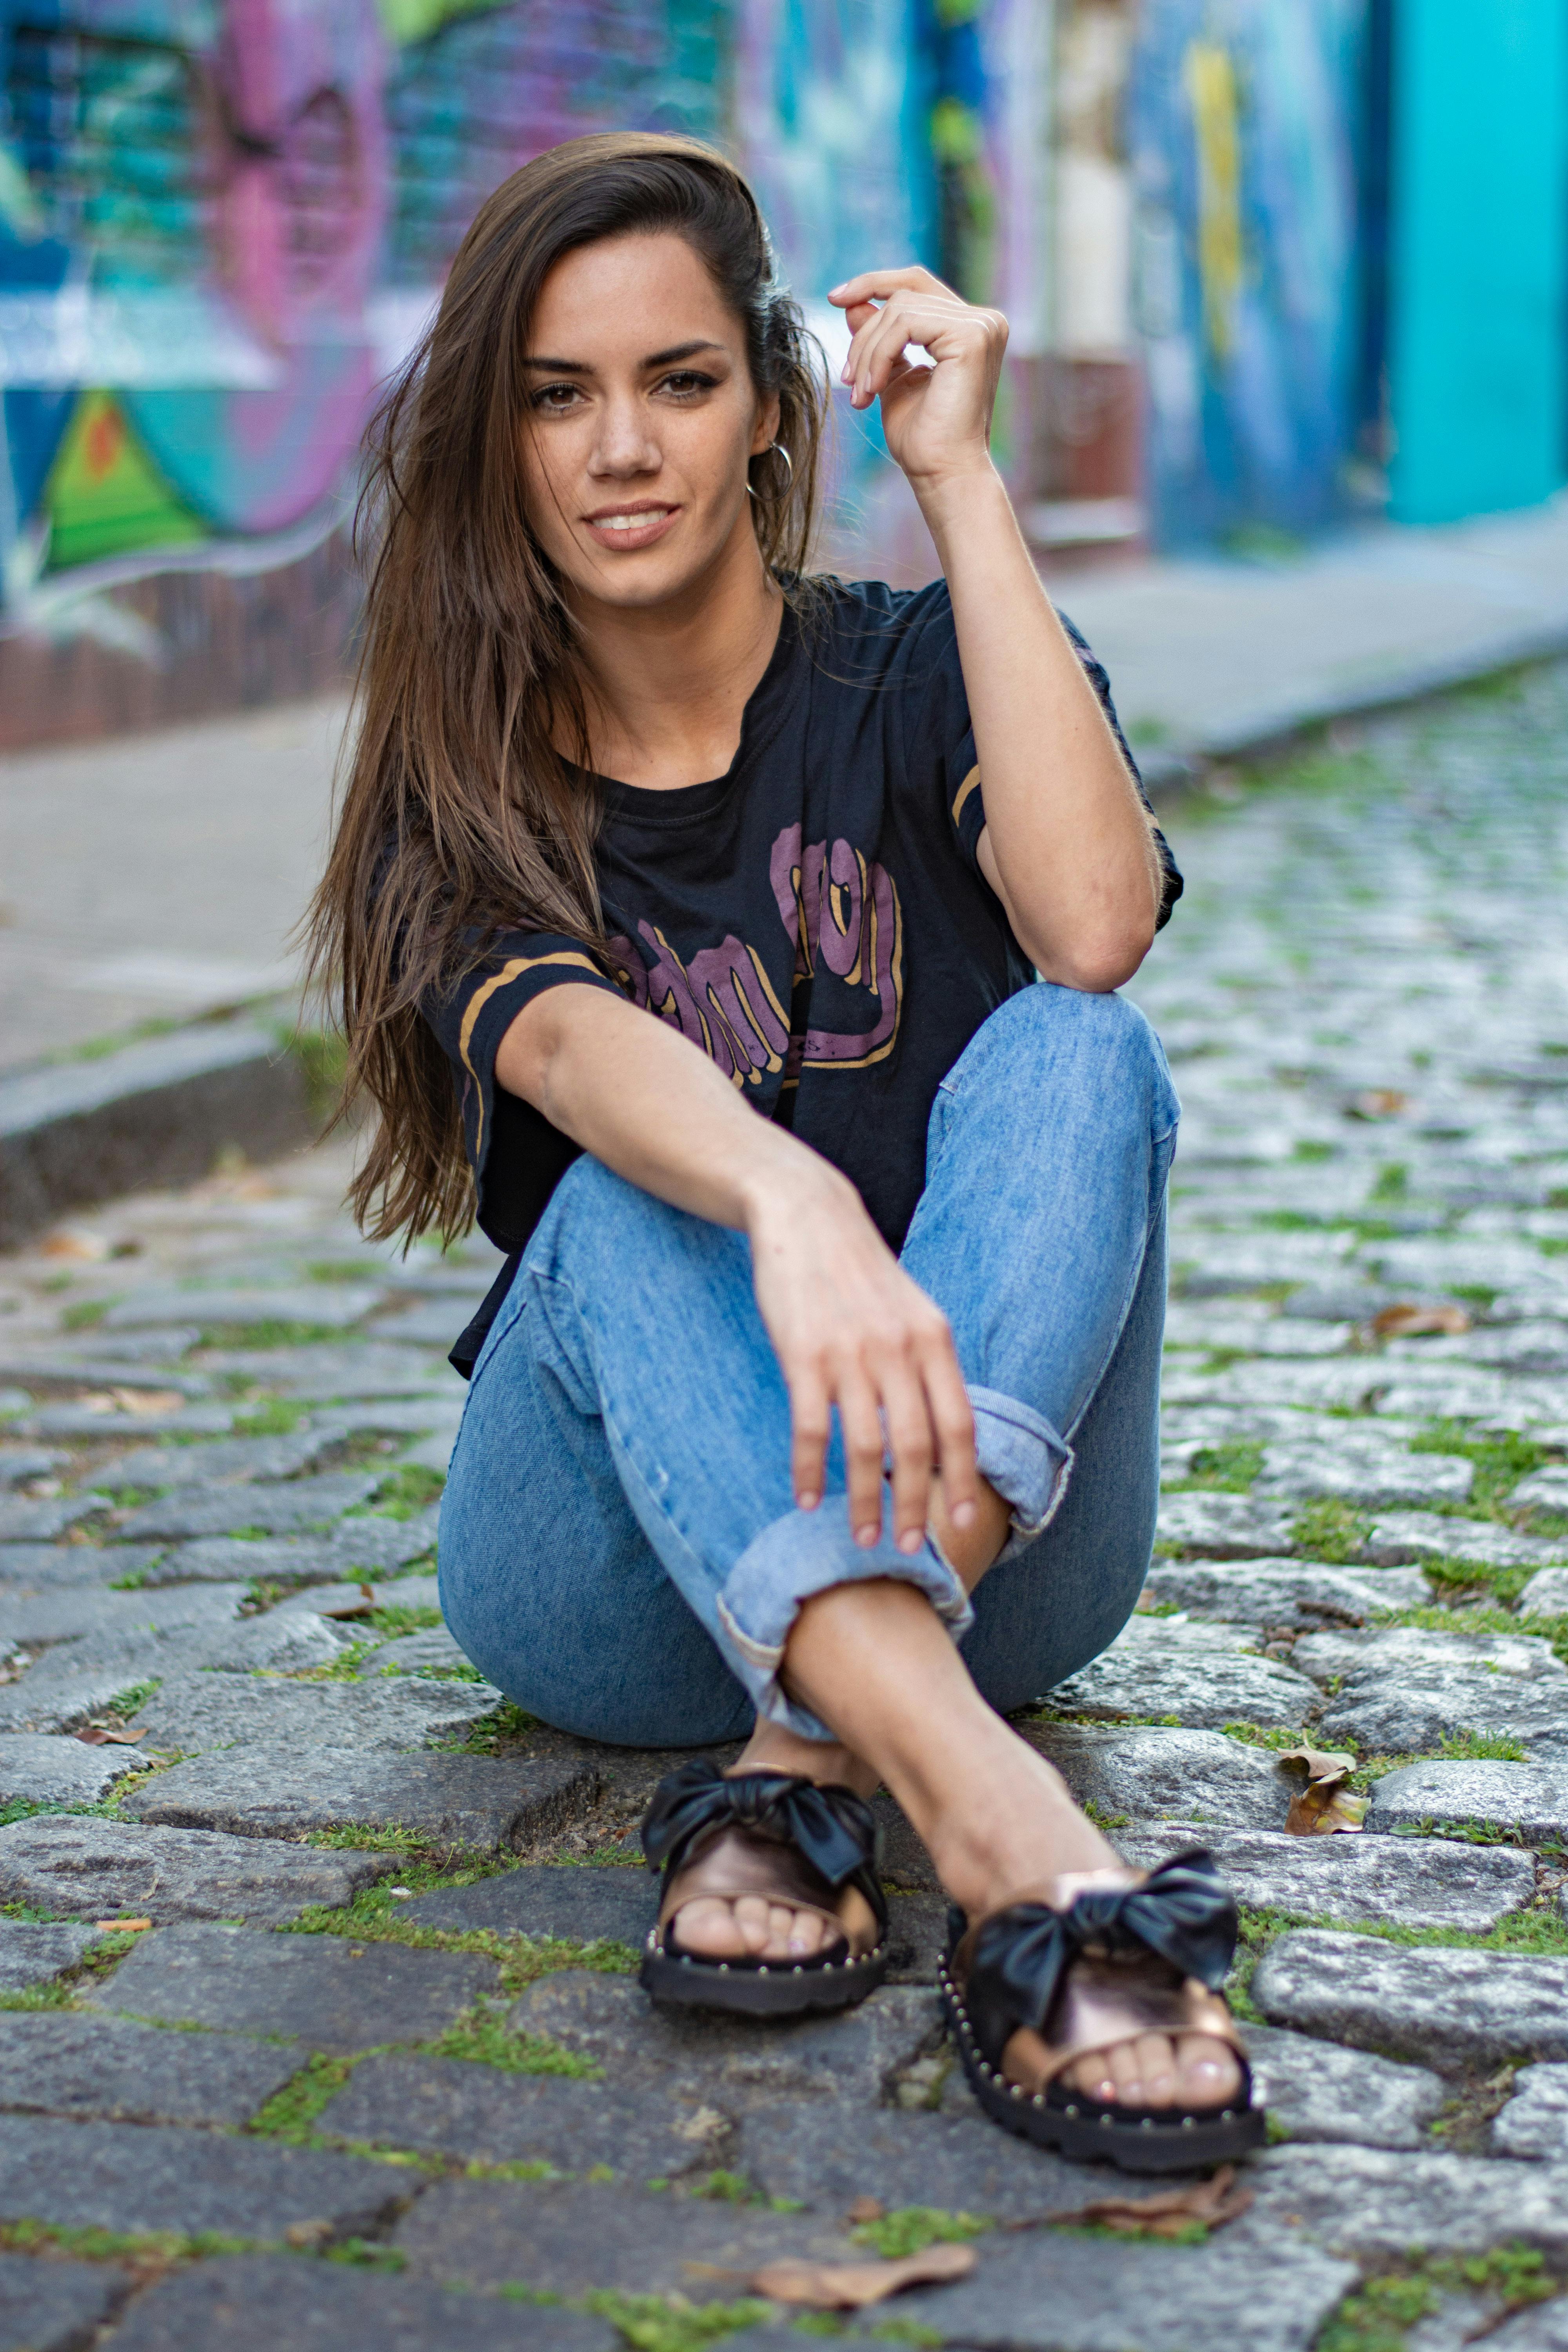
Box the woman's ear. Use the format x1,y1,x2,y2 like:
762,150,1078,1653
750,393,783,457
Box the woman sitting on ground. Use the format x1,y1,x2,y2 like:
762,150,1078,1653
310,131,1263,2173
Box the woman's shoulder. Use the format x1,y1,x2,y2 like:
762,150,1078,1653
796,572,957,685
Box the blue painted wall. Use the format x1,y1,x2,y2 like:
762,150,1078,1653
1388,0,1568,525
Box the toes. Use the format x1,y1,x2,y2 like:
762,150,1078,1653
1176,2033,1241,2110
731,1895,774,1954
671,1897,745,1958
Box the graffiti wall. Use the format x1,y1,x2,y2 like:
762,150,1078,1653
1126,0,1373,550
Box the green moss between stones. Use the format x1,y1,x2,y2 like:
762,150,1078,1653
427,1999,601,2078
851,2208,992,2260
583,2290,776,2352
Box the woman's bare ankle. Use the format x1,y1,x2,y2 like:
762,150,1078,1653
729,1719,878,1800
919,1733,1124,1922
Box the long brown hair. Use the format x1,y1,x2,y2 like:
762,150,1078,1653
305,132,830,1246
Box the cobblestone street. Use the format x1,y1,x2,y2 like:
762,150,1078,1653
0,666,1566,2350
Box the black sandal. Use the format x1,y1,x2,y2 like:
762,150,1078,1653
941,1850,1266,2174
638,1757,890,2018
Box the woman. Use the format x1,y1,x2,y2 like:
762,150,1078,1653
310,130,1263,2174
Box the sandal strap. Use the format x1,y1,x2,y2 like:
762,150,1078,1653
641,1758,888,1938
1025,1960,1246,2090
950,1849,1238,2072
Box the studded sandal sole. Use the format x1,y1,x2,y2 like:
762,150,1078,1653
941,1956,1265,2173
641,1931,890,2017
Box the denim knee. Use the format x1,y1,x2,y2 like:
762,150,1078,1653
998,984,1177,1128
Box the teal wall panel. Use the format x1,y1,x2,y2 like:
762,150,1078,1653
1389,0,1568,525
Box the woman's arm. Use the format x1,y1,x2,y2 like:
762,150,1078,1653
830,267,1163,993
496,984,979,1552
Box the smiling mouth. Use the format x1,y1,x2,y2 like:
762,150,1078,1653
588,507,676,533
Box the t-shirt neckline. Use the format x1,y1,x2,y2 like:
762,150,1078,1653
595,598,803,830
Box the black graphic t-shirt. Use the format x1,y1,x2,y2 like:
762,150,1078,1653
422,577,1182,1372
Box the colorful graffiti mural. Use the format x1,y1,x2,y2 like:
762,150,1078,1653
1125,0,1373,549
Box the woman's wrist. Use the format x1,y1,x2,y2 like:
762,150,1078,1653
908,456,1008,541
737,1136,859,1242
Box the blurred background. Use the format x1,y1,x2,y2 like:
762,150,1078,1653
0,0,1565,1199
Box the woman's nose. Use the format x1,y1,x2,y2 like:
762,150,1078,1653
590,400,661,476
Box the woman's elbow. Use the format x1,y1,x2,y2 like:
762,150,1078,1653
1030,913,1157,994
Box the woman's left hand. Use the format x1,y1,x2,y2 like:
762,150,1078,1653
828,266,1007,496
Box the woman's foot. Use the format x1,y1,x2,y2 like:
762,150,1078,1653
926,1736,1242,2113
664,1721,881,1966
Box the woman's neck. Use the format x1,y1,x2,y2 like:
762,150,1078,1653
570,525,785,791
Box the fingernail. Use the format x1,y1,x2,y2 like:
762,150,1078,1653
856,1524,880,1547
898,1529,923,1554
796,1491,820,1512
952,1500,976,1528
828,281,846,296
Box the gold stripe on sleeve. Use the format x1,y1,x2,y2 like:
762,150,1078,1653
950,765,982,829
458,950,605,1159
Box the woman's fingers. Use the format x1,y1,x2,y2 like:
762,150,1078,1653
875,1348,936,1553
836,1363,889,1546
828,264,952,309
788,1360,831,1513
920,1329,979,1528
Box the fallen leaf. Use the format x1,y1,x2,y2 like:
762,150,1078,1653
40,1226,111,1262
1019,2166,1253,2240
1278,1746,1366,1835
283,2219,332,2248
76,1725,148,1746
747,2245,977,2308
1346,1088,1410,1119
846,2197,885,2225
96,1918,153,1933
1371,1302,1472,1338
78,1387,184,1418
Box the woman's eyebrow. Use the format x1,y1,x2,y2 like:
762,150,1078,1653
519,340,727,374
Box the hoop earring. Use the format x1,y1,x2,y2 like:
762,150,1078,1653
746,441,794,499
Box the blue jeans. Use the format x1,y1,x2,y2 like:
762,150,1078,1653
439,984,1179,1746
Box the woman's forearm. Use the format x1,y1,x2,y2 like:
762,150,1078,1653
495,984,847,1232
918,466,1162,991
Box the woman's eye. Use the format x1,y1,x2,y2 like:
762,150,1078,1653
532,384,582,412
658,371,717,397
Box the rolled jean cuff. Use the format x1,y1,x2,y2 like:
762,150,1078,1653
716,1497,974,1740
970,1384,1074,1564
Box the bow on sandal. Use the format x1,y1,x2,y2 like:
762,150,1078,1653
941,1850,1266,2174
638,1757,890,2017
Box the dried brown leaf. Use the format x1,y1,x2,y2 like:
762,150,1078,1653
1022,2166,1253,2240
1347,1088,1410,1119
747,2245,977,2308
1371,1302,1472,1338
96,1918,152,1933
40,1227,111,1262
76,1725,148,1747
1285,1783,1368,1835
1277,1746,1357,1782
845,2197,885,2225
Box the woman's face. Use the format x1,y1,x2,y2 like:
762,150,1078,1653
518,231,779,611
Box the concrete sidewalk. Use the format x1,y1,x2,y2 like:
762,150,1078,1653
3,492,1567,1076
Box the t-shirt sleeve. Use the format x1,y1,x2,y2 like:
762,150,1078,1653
421,931,623,1228
908,586,1183,930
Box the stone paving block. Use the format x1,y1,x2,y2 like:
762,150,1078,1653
193,1609,359,1674
1023,1722,1290,1830
0,1731,148,1806
0,2115,408,2241
403,1863,653,1944
0,2250,123,2352
129,1668,501,1753
316,2052,735,2176
372,1298,471,1346
1043,1616,1318,1728
0,2011,299,2126
738,2101,1112,2220
1113,1825,1535,1932
1492,2062,1568,2158
102,2252,618,2352
0,1920,100,1992
1234,2143,1568,2261
852,2228,1357,2352
1252,1928,1568,2066
358,1626,471,1675
1294,1625,1568,1752
508,1970,939,2104
393,2173,863,2298
1457,2303,1568,2351
0,1818,399,1926
102,1285,382,1331
142,1515,438,1586
123,1751,600,1851
1513,1466,1568,1513
1242,2023,1446,2149
1357,1513,1568,1570
21,1402,234,1438
0,1542,167,1590
0,1446,65,1488
195,1345,460,1401
1521,1567,1568,1613
1154,1493,1297,1558
274,1572,442,1618
115,1474,380,1541
84,1922,499,2050
91,1431,338,1490
884,1891,947,1982
1368,1759,1568,1841
0,1581,247,1646
1139,1556,1432,1626
0,1493,97,1541
0,1658,171,1736
1254,1437,1475,1509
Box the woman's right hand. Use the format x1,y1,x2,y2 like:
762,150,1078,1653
743,1161,979,1552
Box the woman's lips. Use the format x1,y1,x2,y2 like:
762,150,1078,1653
583,506,680,552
